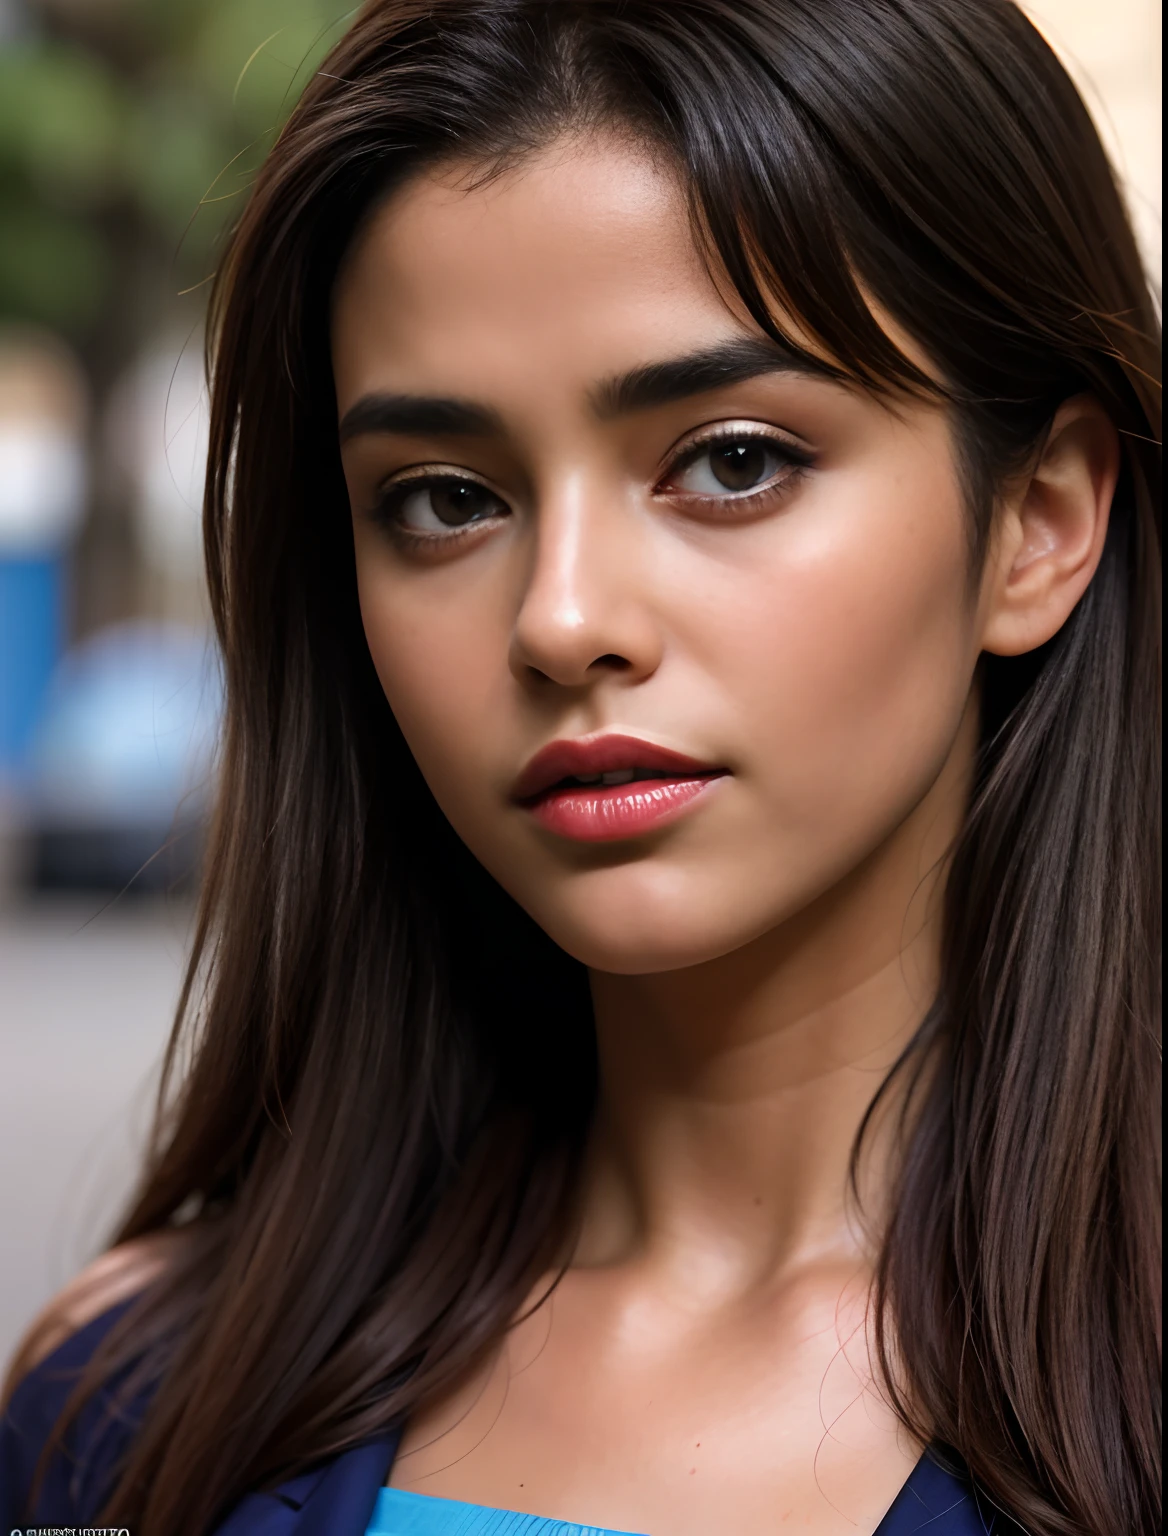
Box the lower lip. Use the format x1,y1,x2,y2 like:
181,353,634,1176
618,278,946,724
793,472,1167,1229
524,774,725,842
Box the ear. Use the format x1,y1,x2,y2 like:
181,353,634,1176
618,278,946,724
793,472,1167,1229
979,395,1120,657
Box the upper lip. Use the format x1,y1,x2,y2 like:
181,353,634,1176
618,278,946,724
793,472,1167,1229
513,733,725,801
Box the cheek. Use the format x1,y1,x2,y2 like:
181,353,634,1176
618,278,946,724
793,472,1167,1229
704,465,977,835
355,556,510,799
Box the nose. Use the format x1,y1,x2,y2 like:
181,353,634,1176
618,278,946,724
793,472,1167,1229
509,478,663,690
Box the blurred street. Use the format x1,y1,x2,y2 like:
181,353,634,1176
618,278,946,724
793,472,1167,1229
0,897,190,1363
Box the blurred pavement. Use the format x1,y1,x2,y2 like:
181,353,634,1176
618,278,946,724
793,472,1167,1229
0,897,191,1367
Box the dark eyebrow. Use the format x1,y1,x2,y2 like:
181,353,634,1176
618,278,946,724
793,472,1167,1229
338,338,837,444
338,393,504,443
591,337,837,419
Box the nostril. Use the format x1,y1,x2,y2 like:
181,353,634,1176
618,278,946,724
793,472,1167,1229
516,648,639,688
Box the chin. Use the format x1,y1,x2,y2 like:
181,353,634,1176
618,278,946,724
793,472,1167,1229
553,925,743,976
519,880,775,976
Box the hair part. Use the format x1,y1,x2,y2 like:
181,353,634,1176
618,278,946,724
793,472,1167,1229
33,4,1159,1533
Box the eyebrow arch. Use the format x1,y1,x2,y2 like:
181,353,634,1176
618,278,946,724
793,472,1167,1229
591,337,839,419
338,337,839,445
338,393,504,443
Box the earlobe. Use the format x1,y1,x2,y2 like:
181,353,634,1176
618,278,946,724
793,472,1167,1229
980,395,1120,658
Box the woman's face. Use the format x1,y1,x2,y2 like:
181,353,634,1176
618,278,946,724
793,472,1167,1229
333,137,986,974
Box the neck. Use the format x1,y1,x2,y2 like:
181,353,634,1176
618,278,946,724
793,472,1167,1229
574,707,973,1300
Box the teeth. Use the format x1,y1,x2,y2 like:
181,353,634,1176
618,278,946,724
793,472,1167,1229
601,769,636,785
573,772,602,784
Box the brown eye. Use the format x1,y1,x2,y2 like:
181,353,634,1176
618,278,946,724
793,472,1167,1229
667,434,803,499
708,441,772,491
379,475,510,534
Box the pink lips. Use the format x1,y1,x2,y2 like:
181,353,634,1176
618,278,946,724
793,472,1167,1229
513,734,727,843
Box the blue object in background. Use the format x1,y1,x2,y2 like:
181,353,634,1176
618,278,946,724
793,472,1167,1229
26,621,223,891
30,621,223,827
0,385,88,780
0,555,65,776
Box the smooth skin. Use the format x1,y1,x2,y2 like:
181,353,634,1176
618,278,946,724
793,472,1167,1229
14,132,1115,1535
329,136,1116,1535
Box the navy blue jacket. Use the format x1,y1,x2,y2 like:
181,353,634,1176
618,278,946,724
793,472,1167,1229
1,1301,1001,1534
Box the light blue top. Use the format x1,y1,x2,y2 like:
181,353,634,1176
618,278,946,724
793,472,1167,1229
363,1451,982,1536
365,1487,647,1535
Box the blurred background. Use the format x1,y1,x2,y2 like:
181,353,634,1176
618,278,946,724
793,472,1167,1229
0,0,1160,1363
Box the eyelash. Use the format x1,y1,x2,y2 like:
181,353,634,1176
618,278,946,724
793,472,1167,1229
369,472,505,550
656,423,813,512
369,423,813,550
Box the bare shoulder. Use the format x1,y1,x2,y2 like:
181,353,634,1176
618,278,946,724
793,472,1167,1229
1,1229,187,1405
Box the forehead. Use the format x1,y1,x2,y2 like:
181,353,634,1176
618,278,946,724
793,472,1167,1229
330,136,746,403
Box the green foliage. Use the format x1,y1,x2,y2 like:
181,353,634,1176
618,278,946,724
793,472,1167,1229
0,42,127,201
0,199,111,327
0,0,354,338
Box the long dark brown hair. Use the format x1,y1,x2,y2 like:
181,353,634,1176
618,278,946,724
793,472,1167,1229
37,2,1162,1531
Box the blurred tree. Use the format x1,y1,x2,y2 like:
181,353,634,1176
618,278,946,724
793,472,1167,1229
0,0,351,335
0,0,352,631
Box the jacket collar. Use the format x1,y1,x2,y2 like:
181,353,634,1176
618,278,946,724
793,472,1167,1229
212,1432,399,1536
